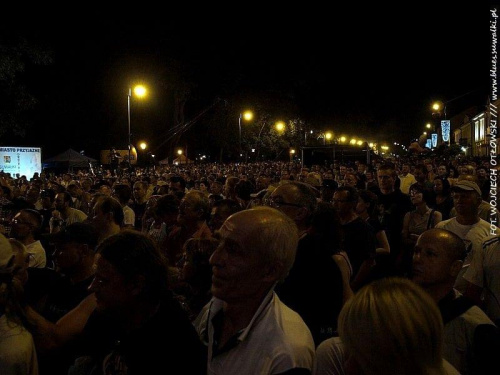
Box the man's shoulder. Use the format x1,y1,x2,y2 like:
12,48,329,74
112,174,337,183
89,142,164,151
68,207,87,219
436,218,455,228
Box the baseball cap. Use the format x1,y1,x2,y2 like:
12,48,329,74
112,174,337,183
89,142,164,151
47,222,99,249
451,180,481,195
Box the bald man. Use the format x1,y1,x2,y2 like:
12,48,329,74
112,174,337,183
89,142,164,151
196,207,315,374
412,229,497,375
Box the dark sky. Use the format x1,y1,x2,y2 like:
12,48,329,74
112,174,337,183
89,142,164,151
2,4,491,160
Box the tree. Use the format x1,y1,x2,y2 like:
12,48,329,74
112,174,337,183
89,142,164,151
0,33,53,138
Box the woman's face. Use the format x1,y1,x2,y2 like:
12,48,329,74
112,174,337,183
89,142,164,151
433,179,443,194
410,189,424,205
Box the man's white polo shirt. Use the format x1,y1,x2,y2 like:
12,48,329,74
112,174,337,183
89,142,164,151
197,289,315,374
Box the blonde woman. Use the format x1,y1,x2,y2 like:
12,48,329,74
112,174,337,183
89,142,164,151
0,234,38,375
315,277,458,375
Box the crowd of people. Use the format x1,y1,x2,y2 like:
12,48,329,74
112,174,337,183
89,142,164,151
0,154,499,374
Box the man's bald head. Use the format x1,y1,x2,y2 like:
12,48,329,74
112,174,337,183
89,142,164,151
418,229,466,262
412,229,466,291
220,206,299,281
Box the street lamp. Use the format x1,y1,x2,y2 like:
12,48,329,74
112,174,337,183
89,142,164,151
275,121,285,133
289,148,296,162
127,84,147,168
239,110,253,159
139,142,147,150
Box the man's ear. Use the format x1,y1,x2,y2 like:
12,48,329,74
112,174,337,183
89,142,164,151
450,260,463,278
262,261,282,283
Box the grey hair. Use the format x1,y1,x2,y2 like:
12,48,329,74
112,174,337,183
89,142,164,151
246,206,299,282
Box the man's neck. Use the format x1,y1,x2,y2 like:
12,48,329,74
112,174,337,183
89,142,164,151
118,300,161,334
456,214,480,226
20,236,35,246
221,289,272,341
60,207,70,219
422,283,454,303
380,187,394,195
67,259,95,284
340,212,358,225
99,224,121,243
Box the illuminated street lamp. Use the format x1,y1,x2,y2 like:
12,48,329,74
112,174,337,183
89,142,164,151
339,136,346,143
239,110,253,158
139,142,147,150
128,84,147,168
275,121,285,133
289,148,296,162
426,123,432,129
177,149,183,155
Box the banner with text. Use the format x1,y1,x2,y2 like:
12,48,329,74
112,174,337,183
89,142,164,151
0,147,42,179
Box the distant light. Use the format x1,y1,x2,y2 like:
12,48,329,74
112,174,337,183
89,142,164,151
357,140,363,146
139,142,147,150
461,147,467,152
275,121,285,132
340,136,346,143
240,153,243,157
251,149,255,153
310,130,313,134
151,154,155,158
290,149,296,154
243,111,253,121
426,123,432,129
423,131,427,135
325,132,333,140
134,85,147,98
177,149,183,155
369,143,374,148
350,139,357,145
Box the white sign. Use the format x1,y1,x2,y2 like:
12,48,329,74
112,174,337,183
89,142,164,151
425,139,432,149
432,133,438,148
0,147,42,179
441,120,451,142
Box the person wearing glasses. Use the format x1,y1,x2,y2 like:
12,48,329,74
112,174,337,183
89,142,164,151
333,186,377,291
270,181,344,346
10,209,46,268
376,164,412,276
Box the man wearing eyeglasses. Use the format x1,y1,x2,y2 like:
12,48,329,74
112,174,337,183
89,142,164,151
269,181,343,346
10,208,46,268
333,186,376,291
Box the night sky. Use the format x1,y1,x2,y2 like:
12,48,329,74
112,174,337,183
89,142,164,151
1,4,491,161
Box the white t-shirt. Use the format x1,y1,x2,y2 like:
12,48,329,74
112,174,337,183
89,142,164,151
0,315,38,375
464,235,500,322
25,240,46,268
435,218,493,292
122,205,135,226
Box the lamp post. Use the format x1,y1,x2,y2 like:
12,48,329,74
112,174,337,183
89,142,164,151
239,110,253,161
127,85,147,169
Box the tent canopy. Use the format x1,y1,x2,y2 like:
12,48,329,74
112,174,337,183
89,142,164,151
43,149,97,169
173,154,193,165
